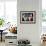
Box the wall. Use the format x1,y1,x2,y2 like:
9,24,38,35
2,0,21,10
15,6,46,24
17,0,42,46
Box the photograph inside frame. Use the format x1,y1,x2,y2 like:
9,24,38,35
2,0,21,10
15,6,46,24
22,13,33,21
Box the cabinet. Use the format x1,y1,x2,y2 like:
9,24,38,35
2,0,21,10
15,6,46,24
5,33,17,46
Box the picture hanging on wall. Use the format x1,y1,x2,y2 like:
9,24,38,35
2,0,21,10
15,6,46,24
20,11,36,24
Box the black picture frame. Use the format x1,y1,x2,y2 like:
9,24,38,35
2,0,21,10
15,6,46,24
20,11,36,24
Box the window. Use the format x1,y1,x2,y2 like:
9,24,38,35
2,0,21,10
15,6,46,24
5,1,17,26
42,0,46,9
42,0,46,33
0,1,4,17
0,0,17,26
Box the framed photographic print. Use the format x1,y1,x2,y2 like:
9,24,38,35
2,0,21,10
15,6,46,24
20,11,36,24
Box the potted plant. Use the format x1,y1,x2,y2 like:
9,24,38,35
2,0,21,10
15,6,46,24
0,18,5,27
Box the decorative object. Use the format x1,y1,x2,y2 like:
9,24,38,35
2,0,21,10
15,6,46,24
41,34,46,42
41,34,46,46
0,18,5,27
18,39,30,44
18,39,31,46
9,25,17,34
20,11,36,24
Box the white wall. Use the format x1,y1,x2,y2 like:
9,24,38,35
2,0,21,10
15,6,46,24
17,0,42,46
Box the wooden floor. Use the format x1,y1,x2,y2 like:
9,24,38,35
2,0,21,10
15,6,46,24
0,41,5,46
0,41,46,46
